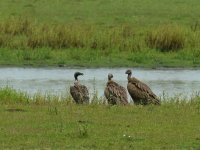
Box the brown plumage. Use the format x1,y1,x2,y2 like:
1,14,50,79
104,73,128,105
70,72,89,104
125,69,160,105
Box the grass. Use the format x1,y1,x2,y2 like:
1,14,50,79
0,0,200,67
0,87,200,149
146,25,186,51
0,1,199,148
0,47,199,68
1,18,193,51
0,0,200,26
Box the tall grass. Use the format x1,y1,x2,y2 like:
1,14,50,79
0,18,200,67
145,25,186,51
0,17,31,36
0,86,200,106
0,86,29,104
0,87,72,105
0,18,200,52
26,23,140,51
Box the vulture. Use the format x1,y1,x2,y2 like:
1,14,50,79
104,73,128,105
125,69,160,105
70,72,89,104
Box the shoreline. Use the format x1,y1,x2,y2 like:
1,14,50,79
0,64,199,70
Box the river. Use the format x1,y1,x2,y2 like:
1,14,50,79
0,67,199,100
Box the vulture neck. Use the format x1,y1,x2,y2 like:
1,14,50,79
127,73,132,81
108,78,112,82
74,78,80,86
107,77,113,84
75,76,79,81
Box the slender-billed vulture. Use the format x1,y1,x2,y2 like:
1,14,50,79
70,72,89,104
104,73,128,105
125,69,160,105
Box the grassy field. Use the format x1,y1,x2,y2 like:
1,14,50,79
0,87,200,149
0,1,200,149
0,0,200,26
0,0,200,67
0,48,199,68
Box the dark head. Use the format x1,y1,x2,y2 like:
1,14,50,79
74,72,84,80
108,73,113,80
125,69,132,75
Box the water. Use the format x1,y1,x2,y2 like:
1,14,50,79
0,67,199,100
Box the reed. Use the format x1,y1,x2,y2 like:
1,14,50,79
0,86,29,104
0,17,31,36
0,86,200,105
1,18,200,52
145,25,186,51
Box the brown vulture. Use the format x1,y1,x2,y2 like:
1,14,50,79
104,73,128,105
70,72,89,104
125,69,160,105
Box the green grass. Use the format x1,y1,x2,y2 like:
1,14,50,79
0,48,199,68
0,0,200,67
0,87,200,149
0,0,200,26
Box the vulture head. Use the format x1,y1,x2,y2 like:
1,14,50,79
125,69,132,76
74,72,84,81
108,73,113,80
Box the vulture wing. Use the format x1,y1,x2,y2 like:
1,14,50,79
130,77,157,98
128,77,160,105
70,83,89,104
105,81,128,105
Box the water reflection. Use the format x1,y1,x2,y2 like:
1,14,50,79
0,67,199,99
